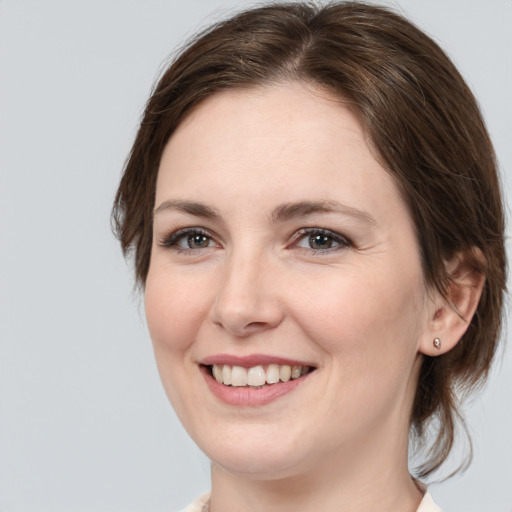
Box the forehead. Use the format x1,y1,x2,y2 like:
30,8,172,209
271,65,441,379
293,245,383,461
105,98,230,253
155,83,408,227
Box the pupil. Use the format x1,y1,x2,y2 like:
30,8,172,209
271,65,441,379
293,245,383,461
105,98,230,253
189,234,208,248
310,234,331,249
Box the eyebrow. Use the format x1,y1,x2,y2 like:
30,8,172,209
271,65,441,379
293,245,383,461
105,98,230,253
154,199,376,225
154,199,221,219
270,200,376,225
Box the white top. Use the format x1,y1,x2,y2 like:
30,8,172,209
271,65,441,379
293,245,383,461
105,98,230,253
179,490,441,512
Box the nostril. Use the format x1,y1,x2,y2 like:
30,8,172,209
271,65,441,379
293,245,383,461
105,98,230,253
211,312,283,337
246,321,269,329
209,269,285,336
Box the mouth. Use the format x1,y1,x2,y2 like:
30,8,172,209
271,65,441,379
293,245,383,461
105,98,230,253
199,355,317,406
204,363,314,388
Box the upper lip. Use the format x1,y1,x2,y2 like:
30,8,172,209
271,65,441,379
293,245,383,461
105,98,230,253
200,353,316,368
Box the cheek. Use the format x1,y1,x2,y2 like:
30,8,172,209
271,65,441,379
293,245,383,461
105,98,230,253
144,267,212,423
288,266,426,433
144,268,210,353
290,263,425,364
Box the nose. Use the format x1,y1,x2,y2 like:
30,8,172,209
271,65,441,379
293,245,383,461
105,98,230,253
210,251,285,338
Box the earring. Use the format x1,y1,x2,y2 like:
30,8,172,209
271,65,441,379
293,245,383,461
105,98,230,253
433,338,441,350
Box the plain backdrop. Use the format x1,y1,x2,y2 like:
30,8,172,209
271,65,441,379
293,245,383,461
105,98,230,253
0,1,510,511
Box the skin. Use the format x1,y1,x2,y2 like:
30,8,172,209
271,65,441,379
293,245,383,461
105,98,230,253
145,83,459,512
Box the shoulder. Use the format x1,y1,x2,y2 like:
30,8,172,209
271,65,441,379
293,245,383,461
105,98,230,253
178,490,439,512
417,492,442,512
178,492,210,512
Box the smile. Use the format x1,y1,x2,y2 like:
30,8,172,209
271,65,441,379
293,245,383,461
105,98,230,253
209,363,312,387
200,356,316,406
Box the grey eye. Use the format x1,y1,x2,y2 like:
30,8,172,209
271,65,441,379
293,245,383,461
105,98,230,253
161,228,217,250
308,234,335,249
185,234,211,249
295,229,349,251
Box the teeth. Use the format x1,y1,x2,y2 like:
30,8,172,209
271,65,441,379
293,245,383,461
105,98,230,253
291,365,302,379
247,365,266,386
266,364,280,384
222,364,232,385
210,363,311,387
231,365,248,387
279,365,291,382
213,364,223,383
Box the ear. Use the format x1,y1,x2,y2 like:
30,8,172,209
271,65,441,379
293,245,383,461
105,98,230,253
419,249,486,356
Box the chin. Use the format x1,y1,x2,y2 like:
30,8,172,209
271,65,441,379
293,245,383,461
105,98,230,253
211,451,306,481
197,428,313,480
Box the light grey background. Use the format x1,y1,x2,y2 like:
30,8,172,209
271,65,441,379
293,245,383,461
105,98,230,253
0,1,510,511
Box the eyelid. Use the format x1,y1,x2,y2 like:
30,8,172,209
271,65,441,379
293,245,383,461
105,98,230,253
157,226,351,253
158,226,219,250
291,227,352,251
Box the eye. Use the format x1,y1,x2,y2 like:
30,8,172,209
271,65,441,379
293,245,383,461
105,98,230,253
182,233,211,249
159,227,218,251
294,228,351,252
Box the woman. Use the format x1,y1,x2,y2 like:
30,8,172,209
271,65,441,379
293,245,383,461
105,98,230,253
112,2,506,511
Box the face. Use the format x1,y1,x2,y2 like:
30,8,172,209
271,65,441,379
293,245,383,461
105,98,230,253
146,84,433,480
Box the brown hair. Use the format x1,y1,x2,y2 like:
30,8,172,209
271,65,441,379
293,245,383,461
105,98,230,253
112,1,506,477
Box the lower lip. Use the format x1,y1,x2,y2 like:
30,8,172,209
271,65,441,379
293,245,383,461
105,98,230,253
201,366,312,406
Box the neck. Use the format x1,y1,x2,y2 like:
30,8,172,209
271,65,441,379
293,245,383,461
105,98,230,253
208,404,423,512
210,468,421,512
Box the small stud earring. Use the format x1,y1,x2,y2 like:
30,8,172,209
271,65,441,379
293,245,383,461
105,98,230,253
433,338,441,350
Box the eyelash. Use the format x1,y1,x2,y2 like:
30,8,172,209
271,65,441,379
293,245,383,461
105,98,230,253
292,228,352,253
158,227,352,254
158,227,216,253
